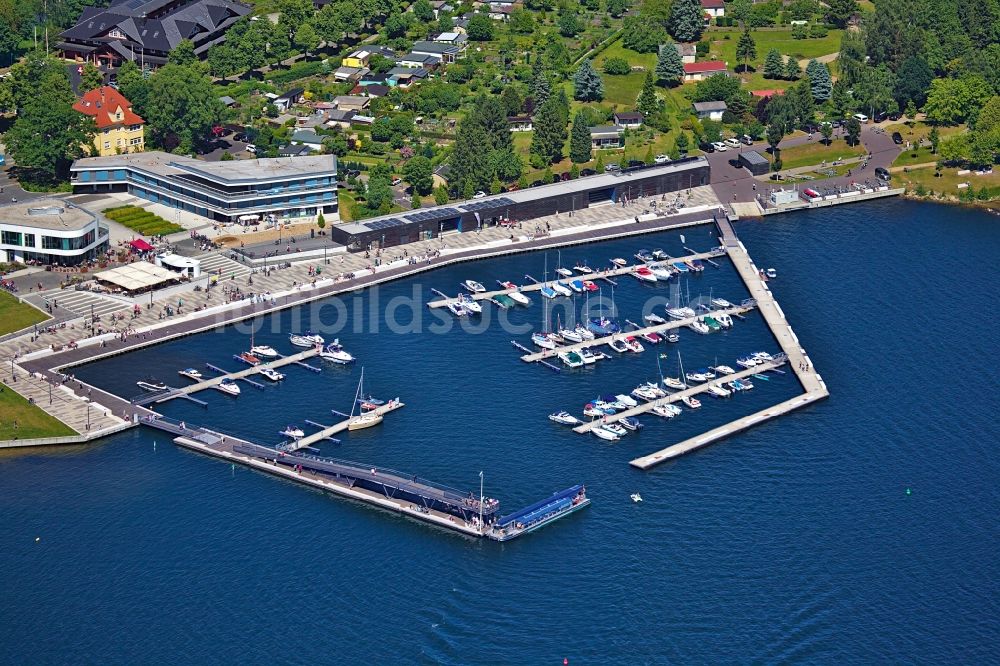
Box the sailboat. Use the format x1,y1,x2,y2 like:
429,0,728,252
531,284,560,348
348,368,383,431
555,250,574,277
662,351,688,391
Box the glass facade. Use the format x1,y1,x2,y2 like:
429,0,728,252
1,230,22,246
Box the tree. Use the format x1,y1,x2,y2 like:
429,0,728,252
837,30,866,88
434,184,449,205
929,126,940,154
784,57,801,80
501,85,524,117
316,212,326,228
294,22,320,56
730,0,752,23
829,80,853,118
676,131,689,153
145,64,222,153
322,134,348,156
531,56,551,107
491,149,523,182
208,43,244,80
384,12,408,38
508,8,534,33
573,60,604,102
570,111,592,163
787,80,815,128
845,116,861,145
636,71,661,117
278,0,314,31
467,13,494,41
6,67,94,185
604,57,631,75
558,11,580,37
766,122,784,151
820,122,833,144
79,62,104,93
824,0,857,27
450,121,493,195
622,16,667,53
735,29,757,73
805,59,832,101
403,156,434,195
763,49,784,80
413,0,435,22
607,0,629,17
894,57,933,109
855,64,898,118
530,96,567,164
668,0,704,42
168,39,197,66
924,77,992,125
655,43,684,86
475,96,513,154
115,60,148,113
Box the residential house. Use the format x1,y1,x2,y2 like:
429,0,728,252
386,67,429,88
432,31,468,47
590,125,625,150
507,116,533,132
411,40,463,64
351,115,375,126
334,66,369,82
487,4,515,20
219,95,237,108
692,101,727,121
701,0,725,18
72,86,145,157
290,128,324,152
673,43,697,64
358,72,389,87
278,143,313,157
613,112,643,129
57,0,250,69
343,49,372,68
682,61,727,82
399,52,441,69
333,96,371,112
274,87,305,112
361,84,390,98
326,109,356,129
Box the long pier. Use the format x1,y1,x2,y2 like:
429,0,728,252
425,249,726,308
284,399,405,451
628,216,829,469
132,348,322,405
519,303,755,363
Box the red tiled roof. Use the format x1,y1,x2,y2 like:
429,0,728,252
701,0,725,7
683,61,727,74
751,89,786,98
73,86,144,129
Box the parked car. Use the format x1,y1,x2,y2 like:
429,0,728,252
233,133,249,143
626,159,644,168
391,178,402,186
699,141,715,153
891,132,903,145
711,141,728,152
472,190,486,198
580,168,597,177
245,144,257,154
742,135,753,145
604,163,619,172
654,154,669,164
853,113,869,123
875,166,890,181
724,137,741,148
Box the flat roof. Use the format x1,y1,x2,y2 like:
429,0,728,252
71,152,337,185
739,150,769,166
337,157,708,235
0,198,96,231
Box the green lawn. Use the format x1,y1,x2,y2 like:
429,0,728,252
708,28,844,66
0,291,49,337
102,206,184,236
887,122,966,167
0,382,76,440
592,40,657,108
896,166,1000,200
778,139,866,170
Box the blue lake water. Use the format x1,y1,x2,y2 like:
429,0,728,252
2,199,998,664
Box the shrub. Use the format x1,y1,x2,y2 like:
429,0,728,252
603,56,631,75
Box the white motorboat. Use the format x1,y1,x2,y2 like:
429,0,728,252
711,297,733,309
714,313,733,329
639,381,667,398
217,378,241,396
578,347,600,364
666,306,696,320
550,281,572,297
583,404,605,418
459,295,482,314
631,385,661,402
687,320,711,335
685,371,710,383
555,267,574,278
665,332,680,343
610,257,628,267
651,249,669,261
462,279,487,293
752,352,774,362
728,380,745,392
251,345,279,358
602,422,628,437
593,426,620,441
662,376,687,390
647,264,674,281
631,493,643,503
652,404,682,418
178,368,202,381
682,395,701,409
260,367,285,381
574,324,596,340
532,332,559,349
499,282,531,306
707,382,732,398
713,365,736,376
549,411,581,426
624,337,644,353
559,327,583,343
739,378,754,390
573,264,594,274
558,351,585,368
594,400,624,413
766,268,777,279
446,301,467,317
702,368,717,379
631,266,658,283
289,332,324,347
137,379,168,392
737,356,759,369
607,338,628,353
280,426,304,438
320,340,355,364
644,313,666,325
615,394,639,408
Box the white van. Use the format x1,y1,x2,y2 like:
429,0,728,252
852,113,869,123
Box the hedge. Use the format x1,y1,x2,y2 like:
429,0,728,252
102,206,184,236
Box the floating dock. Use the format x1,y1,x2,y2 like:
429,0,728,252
425,249,725,309
283,399,405,452
627,216,829,469
141,415,588,541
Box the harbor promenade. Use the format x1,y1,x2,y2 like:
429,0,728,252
629,216,829,469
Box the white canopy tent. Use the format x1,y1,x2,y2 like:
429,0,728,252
94,262,182,293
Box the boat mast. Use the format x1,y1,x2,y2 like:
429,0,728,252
350,367,363,418
479,470,484,533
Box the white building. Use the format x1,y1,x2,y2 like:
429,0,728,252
0,199,109,266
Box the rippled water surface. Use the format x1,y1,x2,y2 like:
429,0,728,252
2,200,998,664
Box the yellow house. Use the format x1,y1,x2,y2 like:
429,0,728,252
73,86,145,157
342,49,371,69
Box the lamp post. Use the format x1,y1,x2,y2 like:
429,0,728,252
86,403,91,431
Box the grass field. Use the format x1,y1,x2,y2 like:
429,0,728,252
592,41,657,108
708,28,844,65
0,291,48,336
103,206,184,236
887,122,966,167
0,382,76,440
778,139,866,170
895,166,1000,200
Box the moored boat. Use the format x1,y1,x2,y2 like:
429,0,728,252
614,394,639,408
714,313,733,329
711,297,733,308
459,295,482,314
539,285,558,299
573,263,593,274
531,332,559,349
555,267,574,278
685,370,710,383
178,368,202,381
498,281,531,306
665,332,680,343
550,281,572,297
574,324,595,340
672,262,689,273
578,347,600,364
634,249,654,262
713,365,736,375
620,416,643,431
582,280,598,292
558,351,585,368
446,301,467,317
559,326,583,343
260,367,285,381
217,378,241,396
707,382,731,398
588,317,620,335
624,336,644,353
701,316,721,331
137,379,167,392
238,351,261,365
766,268,777,279
592,426,620,441
610,257,628,267
493,294,516,309
647,264,674,281
737,356,759,368
607,337,628,353
681,395,701,409
666,306,696,320
631,266,658,283
320,340,355,364
289,332,324,347
663,376,687,390
251,345,279,358
462,279,486,293
549,411,581,425
687,320,711,334
568,279,585,293
280,425,304,438
652,403,682,418
651,249,669,260
644,313,666,325
631,385,660,401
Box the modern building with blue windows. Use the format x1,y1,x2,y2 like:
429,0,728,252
69,152,338,224
0,199,110,266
